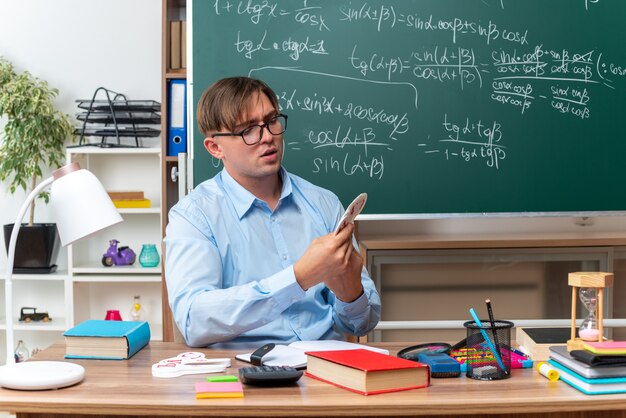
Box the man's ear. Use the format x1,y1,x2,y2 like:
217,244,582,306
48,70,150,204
204,136,224,160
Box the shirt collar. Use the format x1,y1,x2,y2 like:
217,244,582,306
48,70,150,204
220,167,294,219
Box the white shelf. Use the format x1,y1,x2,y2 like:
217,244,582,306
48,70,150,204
117,207,161,214
64,146,163,338
72,264,160,275
0,270,69,281
67,146,161,155
0,317,68,332
72,274,161,283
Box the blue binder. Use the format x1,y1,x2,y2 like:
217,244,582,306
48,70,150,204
167,79,187,156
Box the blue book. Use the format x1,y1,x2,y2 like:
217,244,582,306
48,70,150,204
64,320,150,360
548,360,626,395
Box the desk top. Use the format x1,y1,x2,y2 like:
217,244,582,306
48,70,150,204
2,342,626,417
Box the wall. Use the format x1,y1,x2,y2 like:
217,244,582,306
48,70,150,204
0,0,161,373
0,0,162,271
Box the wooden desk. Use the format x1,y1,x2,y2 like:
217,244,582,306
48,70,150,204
1,342,626,418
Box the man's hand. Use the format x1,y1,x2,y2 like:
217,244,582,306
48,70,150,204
294,223,354,291
325,249,364,303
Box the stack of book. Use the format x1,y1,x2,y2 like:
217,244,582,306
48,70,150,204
108,191,151,209
548,342,626,394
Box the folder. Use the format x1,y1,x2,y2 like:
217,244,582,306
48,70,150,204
167,79,187,156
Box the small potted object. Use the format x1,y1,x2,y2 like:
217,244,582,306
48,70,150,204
0,57,74,273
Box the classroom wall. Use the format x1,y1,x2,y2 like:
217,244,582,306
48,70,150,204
0,0,161,272
3,0,626,256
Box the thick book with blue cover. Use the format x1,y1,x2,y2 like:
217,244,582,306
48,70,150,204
64,320,150,360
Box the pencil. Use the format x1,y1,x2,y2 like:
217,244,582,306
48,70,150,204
485,299,502,361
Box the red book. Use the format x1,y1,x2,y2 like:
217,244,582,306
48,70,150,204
305,349,429,395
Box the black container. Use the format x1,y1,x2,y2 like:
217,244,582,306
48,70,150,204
3,223,60,273
463,319,514,380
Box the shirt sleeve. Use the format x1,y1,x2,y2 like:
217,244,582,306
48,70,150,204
331,264,382,336
164,205,306,347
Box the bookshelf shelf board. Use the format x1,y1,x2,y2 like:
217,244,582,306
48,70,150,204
0,270,69,281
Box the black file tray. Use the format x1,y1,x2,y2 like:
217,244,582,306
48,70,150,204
71,87,161,148
75,99,160,112
74,127,161,137
76,112,161,125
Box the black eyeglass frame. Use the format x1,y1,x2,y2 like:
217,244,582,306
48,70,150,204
211,113,288,146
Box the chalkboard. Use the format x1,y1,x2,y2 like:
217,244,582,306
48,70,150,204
191,0,626,216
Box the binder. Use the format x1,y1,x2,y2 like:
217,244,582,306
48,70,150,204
167,79,187,156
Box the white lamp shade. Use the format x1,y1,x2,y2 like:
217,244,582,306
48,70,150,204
50,168,123,246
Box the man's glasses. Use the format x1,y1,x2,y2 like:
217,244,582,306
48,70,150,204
211,114,288,146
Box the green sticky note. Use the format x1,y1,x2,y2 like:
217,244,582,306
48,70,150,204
206,375,238,382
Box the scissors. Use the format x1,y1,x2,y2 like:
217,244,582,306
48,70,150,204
151,352,231,378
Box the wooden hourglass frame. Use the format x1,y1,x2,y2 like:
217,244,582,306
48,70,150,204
567,272,614,351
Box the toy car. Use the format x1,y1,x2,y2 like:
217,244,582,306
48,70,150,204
19,307,51,322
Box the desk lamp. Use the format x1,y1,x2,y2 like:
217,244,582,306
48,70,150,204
0,162,122,390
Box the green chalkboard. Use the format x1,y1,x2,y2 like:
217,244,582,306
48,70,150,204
191,0,626,216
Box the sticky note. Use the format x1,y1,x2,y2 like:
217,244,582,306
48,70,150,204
195,381,244,399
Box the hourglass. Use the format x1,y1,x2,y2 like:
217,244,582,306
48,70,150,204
567,272,613,351
579,287,600,341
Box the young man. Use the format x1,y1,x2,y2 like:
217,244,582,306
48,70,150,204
164,77,380,347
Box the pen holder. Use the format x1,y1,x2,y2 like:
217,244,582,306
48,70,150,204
463,319,514,380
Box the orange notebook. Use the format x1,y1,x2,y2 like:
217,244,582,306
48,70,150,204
305,349,429,395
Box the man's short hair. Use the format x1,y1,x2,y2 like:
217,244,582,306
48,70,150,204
197,76,279,137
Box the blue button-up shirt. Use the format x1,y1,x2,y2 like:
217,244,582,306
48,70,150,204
164,168,381,347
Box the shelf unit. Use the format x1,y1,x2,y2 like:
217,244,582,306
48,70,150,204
0,270,70,362
161,0,187,342
66,146,163,341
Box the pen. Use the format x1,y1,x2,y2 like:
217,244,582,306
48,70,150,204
485,299,502,359
469,308,507,373
502,343,530,358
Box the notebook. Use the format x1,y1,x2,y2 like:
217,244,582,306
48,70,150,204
548,360,626,395
549,346,626,379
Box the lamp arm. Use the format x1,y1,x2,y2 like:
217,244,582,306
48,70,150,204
4,175,54,366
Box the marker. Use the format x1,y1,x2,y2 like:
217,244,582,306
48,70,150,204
207,375,238,382
503,344,530,358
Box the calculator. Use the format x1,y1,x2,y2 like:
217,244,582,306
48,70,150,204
238,365,303,386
